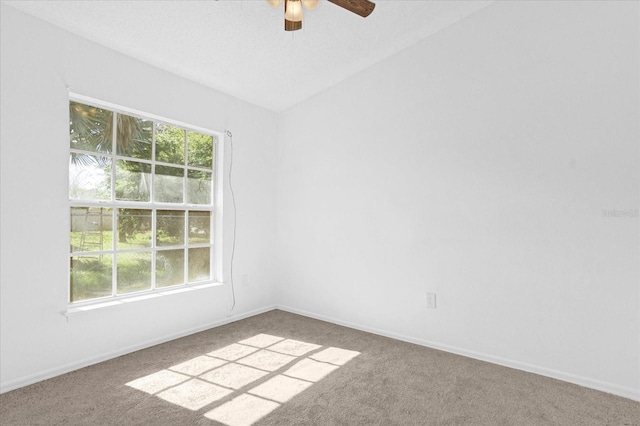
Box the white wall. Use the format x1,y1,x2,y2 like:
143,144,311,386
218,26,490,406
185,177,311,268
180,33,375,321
0,5,278,392
276,1,639,399
2,0,638,401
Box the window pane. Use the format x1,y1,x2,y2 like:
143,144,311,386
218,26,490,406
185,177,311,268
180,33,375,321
70,207,112,253
157,210,185,247
116,114,152,160
187,131,214,169
155,165,184,203
69,154,111,200
155,124,185,165
117,209,152,249
156,249,185,288
69,102,113,154
117,252,152,294
187,170,212,205
116,160,151,202
70,255,113,302
189,211,211,244
69,101,218,305
188,247,210,282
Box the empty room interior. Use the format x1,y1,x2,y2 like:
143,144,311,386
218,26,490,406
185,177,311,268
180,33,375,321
1,1,639,425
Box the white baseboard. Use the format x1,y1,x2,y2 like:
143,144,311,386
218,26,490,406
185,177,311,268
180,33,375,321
276,305,640,402
0,305,277,394
4,303,638,402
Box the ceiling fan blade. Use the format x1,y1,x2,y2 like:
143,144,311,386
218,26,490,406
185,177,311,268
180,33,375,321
327,0,375,18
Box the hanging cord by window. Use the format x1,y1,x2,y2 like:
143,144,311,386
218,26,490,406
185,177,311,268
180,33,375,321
226,129,237,316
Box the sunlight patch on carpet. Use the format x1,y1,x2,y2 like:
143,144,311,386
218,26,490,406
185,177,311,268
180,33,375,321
248,374,313,403
169,355,227,376
236,349,297,372
125,334,360,426
204,394,280,426
157,379,232,410
268,339,321,357
208,343,259,361
126,369,189,394
238,333,284,348
283,358,339,382
200,363,269,390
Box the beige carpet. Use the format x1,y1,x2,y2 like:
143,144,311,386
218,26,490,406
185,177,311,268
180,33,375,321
1,310,638,425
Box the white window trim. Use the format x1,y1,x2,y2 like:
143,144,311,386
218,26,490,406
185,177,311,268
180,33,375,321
67,93,225,312
64,282,222,317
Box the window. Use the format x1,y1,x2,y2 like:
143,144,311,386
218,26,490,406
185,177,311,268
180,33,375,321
69,98,220,304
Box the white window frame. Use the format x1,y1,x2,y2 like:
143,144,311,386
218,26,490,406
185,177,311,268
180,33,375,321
67,93,224,310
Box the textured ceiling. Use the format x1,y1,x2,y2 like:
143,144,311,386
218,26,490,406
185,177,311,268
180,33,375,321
4,0,493,112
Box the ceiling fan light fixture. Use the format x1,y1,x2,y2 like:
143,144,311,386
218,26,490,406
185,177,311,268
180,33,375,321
284,19,302,31
284,0,304,22
271,0,375,32
301,0,320,10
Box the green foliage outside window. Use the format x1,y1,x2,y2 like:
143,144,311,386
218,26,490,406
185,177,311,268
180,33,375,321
69,100,216,303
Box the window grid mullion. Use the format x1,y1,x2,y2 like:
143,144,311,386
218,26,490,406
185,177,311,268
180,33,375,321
183,130,188,206
69,98,219,305
185,210,190,285
70,200,212,210
151,122,156,205
151,124,157,291
150,209,155,291
184,245,189,285
68,151,213,172
182,129,189,285
209,209,215,281
71,246,158,256
111,112,118,297
212,137,219,282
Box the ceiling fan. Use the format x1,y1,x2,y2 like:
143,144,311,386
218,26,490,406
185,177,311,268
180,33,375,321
267,0,376,31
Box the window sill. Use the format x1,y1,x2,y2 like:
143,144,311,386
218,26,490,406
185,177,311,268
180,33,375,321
64,282,223,317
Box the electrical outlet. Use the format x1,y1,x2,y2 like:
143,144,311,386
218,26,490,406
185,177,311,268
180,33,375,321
241,274,249,286
426,292,437,309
